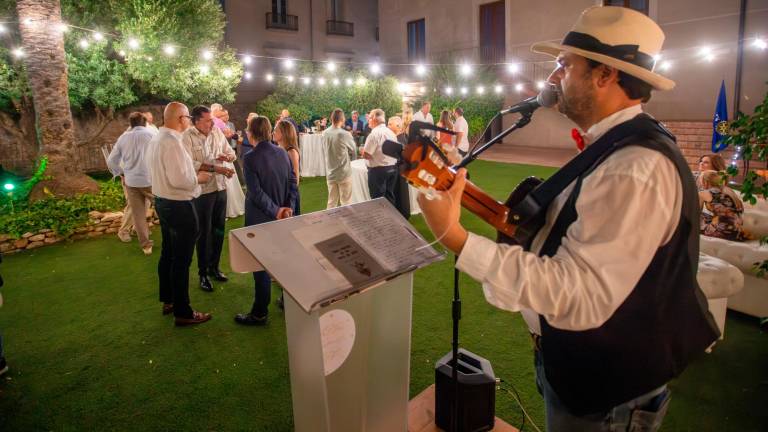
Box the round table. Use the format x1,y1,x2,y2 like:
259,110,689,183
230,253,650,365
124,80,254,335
349,159,421,215
299,134,327,177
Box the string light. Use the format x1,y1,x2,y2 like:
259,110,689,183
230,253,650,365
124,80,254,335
0,24,5,33
397,82,409,93
460,87,468,95
57,23,69,33
415,64,427,76
283,58,295,70
12,48,24,58
326,61,337,72
370,63,381,74
146,56,153,61
419,86,426,93
754,38,767,50
459,63,473,76
659,60,672,71
118,50,126,57
163,45,176,56
699,46,715,62
265,73,274,82
345,78,353,86
317,77,326,86
515,83,524,92
199,64,210,75
476,86,485,95
286,75,295,83
127,38,140,49
222,68,233,78
244,72,252,80
445,87,453,95
494,85,503,94
507,63,520,74
536,81,546,90
201,49,213,60
242,55,253,65
332,78,340,86
93,32,104,41
78,39,90,49
302,76,311,85
357,77,367,86
653,54,662,62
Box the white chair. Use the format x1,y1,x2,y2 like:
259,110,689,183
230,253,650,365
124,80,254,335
697,253,744,340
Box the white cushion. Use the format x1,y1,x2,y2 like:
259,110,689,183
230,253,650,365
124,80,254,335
700,236,768,274
696,253,744,298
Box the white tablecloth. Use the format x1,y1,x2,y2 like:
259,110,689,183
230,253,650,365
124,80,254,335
349,159,421,215
299,134,327,177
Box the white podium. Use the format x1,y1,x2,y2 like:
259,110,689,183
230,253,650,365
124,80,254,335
229,199,443,431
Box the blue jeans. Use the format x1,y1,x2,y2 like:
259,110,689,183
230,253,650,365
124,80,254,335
534,350,671,432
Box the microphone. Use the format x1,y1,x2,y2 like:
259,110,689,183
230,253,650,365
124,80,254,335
499,86,558,115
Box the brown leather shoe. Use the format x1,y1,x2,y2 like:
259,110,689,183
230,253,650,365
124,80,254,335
174,311,212,326
162,303,173,315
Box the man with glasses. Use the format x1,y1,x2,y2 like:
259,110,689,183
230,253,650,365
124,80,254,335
181,106,236,293
145,102,213,326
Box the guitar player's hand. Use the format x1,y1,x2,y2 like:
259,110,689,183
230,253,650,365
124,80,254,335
417,168,469,255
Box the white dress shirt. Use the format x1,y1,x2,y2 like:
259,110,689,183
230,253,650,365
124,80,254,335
107,126,155,188
454,116,470,152
145,127,200,201
363,124,398,168
456,105,683,333
181,126,235,195
413,110,435,137
146,124,159,134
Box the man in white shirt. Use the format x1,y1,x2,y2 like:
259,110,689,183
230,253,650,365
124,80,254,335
143,111,159,134
181,106,236,292
417,6,718,430
452,107,470,156
362,108,398,206
146,102,213,326
107,112,156,255
412,101,434,137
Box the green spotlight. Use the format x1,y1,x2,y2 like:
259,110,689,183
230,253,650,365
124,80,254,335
3,183,14,191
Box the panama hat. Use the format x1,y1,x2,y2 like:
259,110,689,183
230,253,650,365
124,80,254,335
532,6,675,91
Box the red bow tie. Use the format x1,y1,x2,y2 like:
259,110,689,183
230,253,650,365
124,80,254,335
571,128,585,151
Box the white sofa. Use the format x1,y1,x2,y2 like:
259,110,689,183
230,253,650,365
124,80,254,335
697,253,743,340
699,195,768,318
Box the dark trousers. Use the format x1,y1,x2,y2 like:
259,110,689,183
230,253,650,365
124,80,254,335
368,166,398,208
251,271,271,317
193,190,227,275
156,197,199,318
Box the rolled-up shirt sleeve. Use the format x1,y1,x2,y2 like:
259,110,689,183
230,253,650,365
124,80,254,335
456,148,681,331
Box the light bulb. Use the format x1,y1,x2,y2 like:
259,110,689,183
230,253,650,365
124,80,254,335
370,63,381,74
243,55,253,65
327,61,337,72
283,58,294,70
202,50,213,60
128,38,140,49
93,32,104,41
507,63,520,74
163,45,176,56
415,64,427,76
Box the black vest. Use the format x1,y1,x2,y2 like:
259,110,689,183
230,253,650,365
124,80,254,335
534,115,720,415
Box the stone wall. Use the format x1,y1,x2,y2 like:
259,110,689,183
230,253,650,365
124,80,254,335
0,210,158,255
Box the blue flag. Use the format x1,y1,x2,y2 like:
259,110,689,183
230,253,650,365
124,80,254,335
712,80,729,153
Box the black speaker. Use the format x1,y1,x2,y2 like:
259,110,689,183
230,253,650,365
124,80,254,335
435,348,496,432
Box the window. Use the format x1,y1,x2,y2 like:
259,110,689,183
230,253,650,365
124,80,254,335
272,0,287,16
479,1,505,63
407,19,426,62
603,0,649,15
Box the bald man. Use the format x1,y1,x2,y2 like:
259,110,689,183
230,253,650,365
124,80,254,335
145,102,213,326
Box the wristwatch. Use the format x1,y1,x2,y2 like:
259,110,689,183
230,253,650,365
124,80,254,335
208,165,215,173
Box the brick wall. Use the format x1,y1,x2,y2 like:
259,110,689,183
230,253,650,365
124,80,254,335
664,121,734,172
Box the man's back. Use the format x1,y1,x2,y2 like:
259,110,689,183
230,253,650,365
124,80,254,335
108,126,155,188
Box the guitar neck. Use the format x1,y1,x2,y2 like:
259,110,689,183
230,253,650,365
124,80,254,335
460,181,516,238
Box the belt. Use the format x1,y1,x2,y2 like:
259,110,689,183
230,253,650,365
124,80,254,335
530,333,543,352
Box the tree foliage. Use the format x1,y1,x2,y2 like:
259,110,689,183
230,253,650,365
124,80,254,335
0,0,242,113
255,64,402,125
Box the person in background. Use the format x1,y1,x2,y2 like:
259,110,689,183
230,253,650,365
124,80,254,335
387,115,411,219
218,109,244,184
279,109,300,133
143,111,159,134
362,109,399,207
345,110,365,145
145,102,213,326
324,109,357,209
274,120,301,216
436,109,461,165
453,107,470,157
698,153,726,174
240,112,259,154
107,112,156,255
181,106,236,293
698,170,745,241
216,109,245,219
413,101,434,137
402,108,414,138
236,116,297,326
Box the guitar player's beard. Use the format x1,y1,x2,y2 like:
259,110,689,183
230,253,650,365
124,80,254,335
555,78,596,128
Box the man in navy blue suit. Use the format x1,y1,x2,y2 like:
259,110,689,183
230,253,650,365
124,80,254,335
236,116,298,325
345,110,365,145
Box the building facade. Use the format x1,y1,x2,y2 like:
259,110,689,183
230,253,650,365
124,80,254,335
221,0,380,102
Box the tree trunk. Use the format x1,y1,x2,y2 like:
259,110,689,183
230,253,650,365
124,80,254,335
16,0,98,200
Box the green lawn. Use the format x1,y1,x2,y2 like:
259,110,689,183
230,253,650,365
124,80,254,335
0,160,766,431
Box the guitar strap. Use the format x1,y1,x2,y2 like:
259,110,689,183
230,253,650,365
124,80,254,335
509,114,674,249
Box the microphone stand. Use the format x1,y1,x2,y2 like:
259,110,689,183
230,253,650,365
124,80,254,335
455,110,534,169
451,255,461,432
